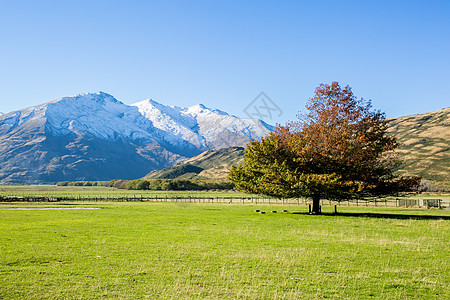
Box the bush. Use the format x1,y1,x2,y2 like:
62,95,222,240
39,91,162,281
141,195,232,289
120,179,234,191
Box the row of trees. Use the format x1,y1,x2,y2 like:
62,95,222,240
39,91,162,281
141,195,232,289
229,82,421,214
57,181,110,187
58,179,234,191
119,179,234,191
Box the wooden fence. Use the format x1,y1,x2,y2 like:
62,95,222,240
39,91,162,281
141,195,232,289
0,195,445,208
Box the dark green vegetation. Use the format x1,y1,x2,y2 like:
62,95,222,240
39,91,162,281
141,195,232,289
119,179,234,191
0,202,448,299
388,107,450,190
144,147,244,180
57,181,110,187
57,178,234,191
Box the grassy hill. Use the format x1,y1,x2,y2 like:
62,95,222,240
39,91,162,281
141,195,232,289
388,107,449,190
145,108,449,190
144,147,244,180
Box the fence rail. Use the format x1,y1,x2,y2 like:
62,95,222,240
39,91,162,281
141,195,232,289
0,195,446,208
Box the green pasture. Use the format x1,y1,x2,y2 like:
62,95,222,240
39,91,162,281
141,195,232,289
0,185,248,199
0,202,448,299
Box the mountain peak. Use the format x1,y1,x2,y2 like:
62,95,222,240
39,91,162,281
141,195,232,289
192,103,206,110
64,91,120,105
186,103,229,116
134,98,168,110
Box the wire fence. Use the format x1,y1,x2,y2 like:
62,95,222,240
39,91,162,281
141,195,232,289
0,195,446,208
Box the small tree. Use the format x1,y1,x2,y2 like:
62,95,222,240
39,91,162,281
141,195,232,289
229,82,420,213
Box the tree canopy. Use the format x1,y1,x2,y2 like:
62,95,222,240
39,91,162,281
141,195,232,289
229,82,421,213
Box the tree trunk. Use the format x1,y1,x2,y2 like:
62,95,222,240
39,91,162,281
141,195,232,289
311,195,321,214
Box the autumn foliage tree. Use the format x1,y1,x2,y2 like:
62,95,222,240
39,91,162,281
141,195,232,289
229,82,421,213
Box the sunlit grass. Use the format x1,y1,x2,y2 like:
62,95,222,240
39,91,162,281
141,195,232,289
1,203,448,299
0,185,248,199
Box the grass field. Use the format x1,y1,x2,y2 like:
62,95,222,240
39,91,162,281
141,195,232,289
0,185,249,199
0,202,448,299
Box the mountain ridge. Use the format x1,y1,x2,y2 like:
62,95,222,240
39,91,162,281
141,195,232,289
0,92,273,183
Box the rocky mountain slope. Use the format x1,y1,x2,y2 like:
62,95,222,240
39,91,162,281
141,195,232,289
0,92,273,183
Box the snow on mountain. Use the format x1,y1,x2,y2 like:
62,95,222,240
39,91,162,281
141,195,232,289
0,92,152,141
132,99,274,150
1,92,273,150
132,99,202,147
44,92,160,142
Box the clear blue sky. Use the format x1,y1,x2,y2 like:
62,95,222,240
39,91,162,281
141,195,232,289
1,0,449,125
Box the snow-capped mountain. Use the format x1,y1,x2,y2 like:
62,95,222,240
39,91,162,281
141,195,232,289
0,92,273,183
132,99,273,150
1,92,156,142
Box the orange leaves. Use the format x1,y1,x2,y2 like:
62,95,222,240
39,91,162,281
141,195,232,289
274,82,399,183
229,82,421,201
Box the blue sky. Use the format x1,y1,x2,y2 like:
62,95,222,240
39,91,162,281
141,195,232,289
1,0,449,125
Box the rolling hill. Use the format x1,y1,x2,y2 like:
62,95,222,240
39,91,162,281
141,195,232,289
144,147,245,180
388,107,449,189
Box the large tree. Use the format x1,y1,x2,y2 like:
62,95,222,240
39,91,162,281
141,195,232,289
229,82,420,213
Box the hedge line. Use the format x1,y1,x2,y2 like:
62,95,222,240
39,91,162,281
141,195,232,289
57,179,234,191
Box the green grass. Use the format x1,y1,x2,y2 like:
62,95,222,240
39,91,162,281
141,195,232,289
1,202,448,299
0,185,249,199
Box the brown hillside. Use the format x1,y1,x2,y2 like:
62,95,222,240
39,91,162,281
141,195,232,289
388,107,449,189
